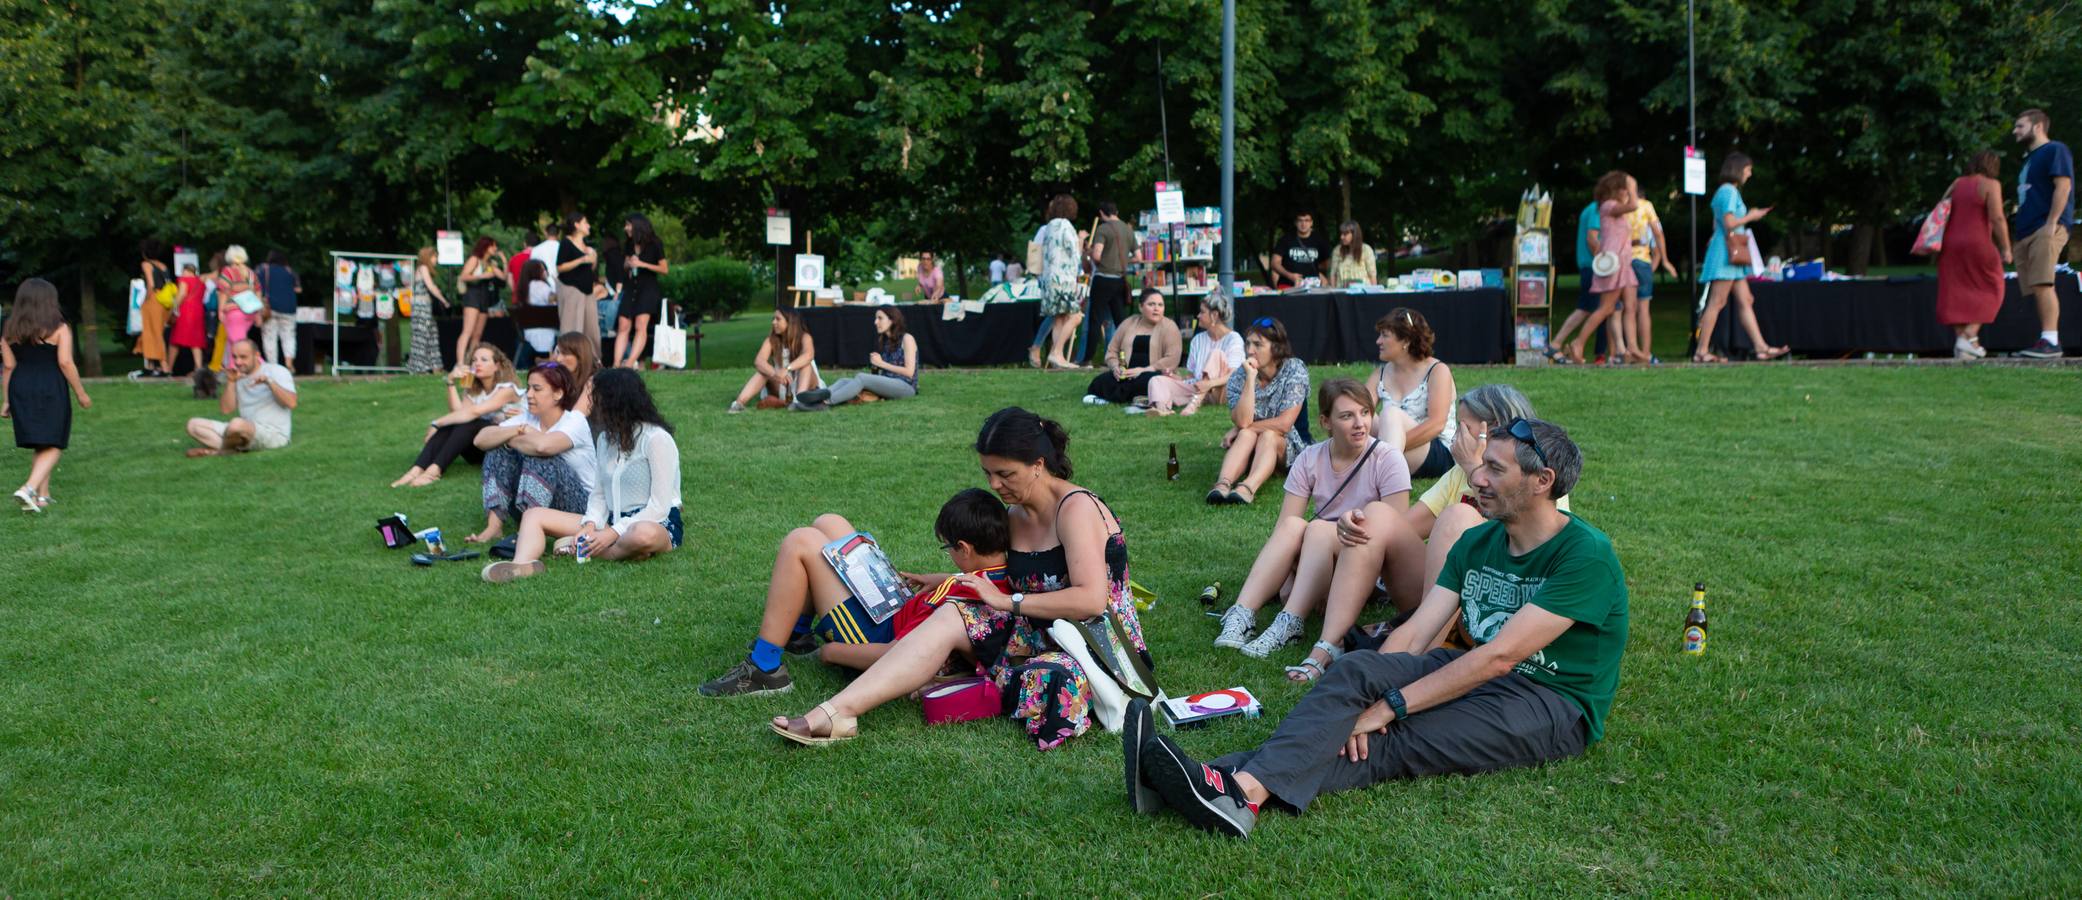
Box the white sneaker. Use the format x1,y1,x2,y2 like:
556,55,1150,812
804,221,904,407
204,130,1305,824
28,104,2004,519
13,487,41,513
1240,611,1306,658
1212,605,1256,649
1082,394,1108,406
1123,405,1148,415
1964,338,1987,359
727,401,745,414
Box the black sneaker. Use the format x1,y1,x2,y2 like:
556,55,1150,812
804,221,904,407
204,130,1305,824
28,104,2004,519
1123,698,1163,815
784,632,819,656
796,388,831,405
1144,735,1258,838
2018,338,2063,359
697,659,793,697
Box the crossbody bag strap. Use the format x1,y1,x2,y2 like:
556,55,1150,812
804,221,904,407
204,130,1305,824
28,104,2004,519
1313,439,1380,521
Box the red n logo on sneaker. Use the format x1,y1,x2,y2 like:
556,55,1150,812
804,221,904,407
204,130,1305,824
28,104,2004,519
1201,765,1225,792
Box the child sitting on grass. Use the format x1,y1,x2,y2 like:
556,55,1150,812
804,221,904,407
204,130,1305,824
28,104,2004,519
699,488,1011,696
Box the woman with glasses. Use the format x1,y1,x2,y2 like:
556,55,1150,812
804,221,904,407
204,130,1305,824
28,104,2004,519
1366,308,1458,480
1209,317,1310,505
913,251,946,301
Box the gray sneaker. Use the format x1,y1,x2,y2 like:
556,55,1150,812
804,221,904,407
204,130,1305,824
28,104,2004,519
698,660,793,697
1240,611,1305,659
1212,605,1256,650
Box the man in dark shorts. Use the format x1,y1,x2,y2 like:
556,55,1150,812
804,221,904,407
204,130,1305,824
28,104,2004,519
1123,418,1628,838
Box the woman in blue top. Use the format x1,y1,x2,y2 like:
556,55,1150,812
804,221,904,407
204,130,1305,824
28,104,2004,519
1696,152,1789,362
794,306,919,409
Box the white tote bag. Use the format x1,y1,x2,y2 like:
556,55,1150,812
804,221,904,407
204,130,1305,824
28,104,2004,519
652,311,688,368
126,278,146,335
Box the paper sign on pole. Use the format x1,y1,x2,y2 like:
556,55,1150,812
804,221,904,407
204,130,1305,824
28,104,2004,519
436,230,465,266
766,208,792,246
1684,147,1707,196
1154,182,1186,225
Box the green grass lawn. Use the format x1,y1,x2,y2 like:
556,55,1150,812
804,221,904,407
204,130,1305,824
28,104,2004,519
4,363,2078,894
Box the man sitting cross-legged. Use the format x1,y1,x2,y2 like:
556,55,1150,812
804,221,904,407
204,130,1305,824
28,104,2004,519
1124,417,1627,838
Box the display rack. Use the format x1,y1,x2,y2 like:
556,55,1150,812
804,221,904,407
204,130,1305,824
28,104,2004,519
1509,188,1555,366
1133,206,1221,307
328,250,417,376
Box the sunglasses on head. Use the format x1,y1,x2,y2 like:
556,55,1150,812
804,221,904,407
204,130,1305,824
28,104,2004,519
534,361,563,371
1251,317,1276,329
1506,418,1549,469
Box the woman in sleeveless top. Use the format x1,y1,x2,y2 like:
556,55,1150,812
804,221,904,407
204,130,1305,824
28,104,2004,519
4,279,93,511
1935,151,2013,359
798,306,918,409
406,247,450,374
773,408,1149,750
391,343,522,488
1366,308,1458,479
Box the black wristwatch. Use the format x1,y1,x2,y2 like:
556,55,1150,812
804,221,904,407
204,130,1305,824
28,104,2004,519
1384,688,1408,720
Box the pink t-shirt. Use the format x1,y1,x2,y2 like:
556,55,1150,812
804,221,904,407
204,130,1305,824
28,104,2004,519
1283,438,1412,521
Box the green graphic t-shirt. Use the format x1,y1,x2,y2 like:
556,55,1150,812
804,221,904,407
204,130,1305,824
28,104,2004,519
1438,513,1628,742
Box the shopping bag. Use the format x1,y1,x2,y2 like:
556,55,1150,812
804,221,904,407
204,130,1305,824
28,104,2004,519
652,311,688,368
126,279,145,335
1910,198,1950,257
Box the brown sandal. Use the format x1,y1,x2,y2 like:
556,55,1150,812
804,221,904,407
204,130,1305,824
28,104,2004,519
772,702,858,746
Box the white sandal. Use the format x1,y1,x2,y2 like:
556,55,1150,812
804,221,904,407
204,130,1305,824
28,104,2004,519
772,702,858,746
1285,641,1345,682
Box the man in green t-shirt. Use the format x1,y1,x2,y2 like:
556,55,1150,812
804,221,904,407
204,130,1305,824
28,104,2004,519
1122,418,1628,838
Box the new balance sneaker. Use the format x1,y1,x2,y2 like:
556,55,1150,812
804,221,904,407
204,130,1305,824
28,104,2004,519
1143,735,1258,838
697,660,793,697
1212,605,1256,650
1122,698,1163,815
1240,610,1305,659
2018,338,2063,359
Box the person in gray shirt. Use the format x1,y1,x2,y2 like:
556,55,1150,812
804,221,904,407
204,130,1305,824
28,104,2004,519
184,340,297,456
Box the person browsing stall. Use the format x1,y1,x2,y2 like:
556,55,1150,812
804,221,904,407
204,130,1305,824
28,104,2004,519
1124,418,1627,839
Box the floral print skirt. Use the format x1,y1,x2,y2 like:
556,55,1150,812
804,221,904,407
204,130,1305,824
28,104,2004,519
958,604,1093,751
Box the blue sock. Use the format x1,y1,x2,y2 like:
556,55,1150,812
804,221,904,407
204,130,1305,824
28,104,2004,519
749,637,783,673
791,614,812,637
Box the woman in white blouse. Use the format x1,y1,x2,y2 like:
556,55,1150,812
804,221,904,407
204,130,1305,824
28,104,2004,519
1145,291,1244,415
484,368,682,582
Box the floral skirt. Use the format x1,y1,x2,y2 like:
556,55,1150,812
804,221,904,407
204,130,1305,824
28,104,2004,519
958,604,1093,751
481,447,586,523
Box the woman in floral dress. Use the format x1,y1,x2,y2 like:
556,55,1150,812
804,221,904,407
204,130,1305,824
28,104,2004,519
1037,194,1086,369
772,407,1149,750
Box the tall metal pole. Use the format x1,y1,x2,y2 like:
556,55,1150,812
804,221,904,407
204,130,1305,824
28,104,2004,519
1219,0,1236,298
1686,0,1700,356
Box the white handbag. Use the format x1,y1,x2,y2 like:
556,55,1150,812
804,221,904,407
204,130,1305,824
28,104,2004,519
1590,251,1620,278
652,310,688,368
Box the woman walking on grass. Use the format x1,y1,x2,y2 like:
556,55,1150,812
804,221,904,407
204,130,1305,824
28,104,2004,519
1935,150,2014,360
3,279,92,512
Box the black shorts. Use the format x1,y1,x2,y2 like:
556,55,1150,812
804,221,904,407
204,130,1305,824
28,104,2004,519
1414,437,1453,479
464,284,500,311
1574,284,1599,313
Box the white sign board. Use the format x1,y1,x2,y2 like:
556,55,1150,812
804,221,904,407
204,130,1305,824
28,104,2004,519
173,247,199,276
766,208,792,246
1684,147,1707,196
1154,182,1186,225
794,253,825,290
436,230,465,266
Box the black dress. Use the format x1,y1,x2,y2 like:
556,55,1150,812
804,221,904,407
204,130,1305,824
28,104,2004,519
1085,334,1158,403
619,243,663,323
7,341,69,449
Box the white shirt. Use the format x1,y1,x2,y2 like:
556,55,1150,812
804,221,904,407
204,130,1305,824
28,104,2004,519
531,239,561,276
236,363,297,438
989,259,1008,282
499,408,597,498
523,280,557,352
1184,330,1246,385
583,423,682,529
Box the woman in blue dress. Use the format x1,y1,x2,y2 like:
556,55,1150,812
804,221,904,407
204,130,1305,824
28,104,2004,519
1696,152,1790,362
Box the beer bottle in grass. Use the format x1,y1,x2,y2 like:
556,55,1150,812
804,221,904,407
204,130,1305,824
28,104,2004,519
1681,583,1707,655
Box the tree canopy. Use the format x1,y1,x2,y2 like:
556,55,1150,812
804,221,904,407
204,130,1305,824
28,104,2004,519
1,0,2072,371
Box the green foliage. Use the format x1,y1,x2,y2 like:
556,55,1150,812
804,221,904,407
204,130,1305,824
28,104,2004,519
663,257,760,321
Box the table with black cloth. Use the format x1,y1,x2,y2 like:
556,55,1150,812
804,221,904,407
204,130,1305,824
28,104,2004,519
796,289,1511,369
1717,276,2081,357
1232,289,1512,364
798,302,1045,368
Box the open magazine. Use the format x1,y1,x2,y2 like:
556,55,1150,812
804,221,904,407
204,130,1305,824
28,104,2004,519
820,532,910,624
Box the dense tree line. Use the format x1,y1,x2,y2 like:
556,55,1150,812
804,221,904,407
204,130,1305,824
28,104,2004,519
1,0,2070,372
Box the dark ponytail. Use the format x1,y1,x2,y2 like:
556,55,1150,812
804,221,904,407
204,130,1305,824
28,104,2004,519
976,407,1072,479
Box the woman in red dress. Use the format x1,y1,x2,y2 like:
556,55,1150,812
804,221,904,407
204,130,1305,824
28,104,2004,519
1935,151,2014,360
170,264,210,373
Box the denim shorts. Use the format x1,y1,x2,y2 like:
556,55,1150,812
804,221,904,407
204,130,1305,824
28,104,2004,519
1631,259,1655,299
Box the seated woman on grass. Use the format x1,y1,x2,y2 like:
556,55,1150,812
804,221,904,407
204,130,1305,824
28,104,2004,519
793,306,918,410
1366,308,1458,479
1208,317,1310,505
482,368,683,582
1145,291,1243,416
465,362,595,544
549,331,599,416
1210,379,1421,678
696,488,1011,693
1081,288,1181,409
391,343,521,488
765,408,1150,751
729,308,817,413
